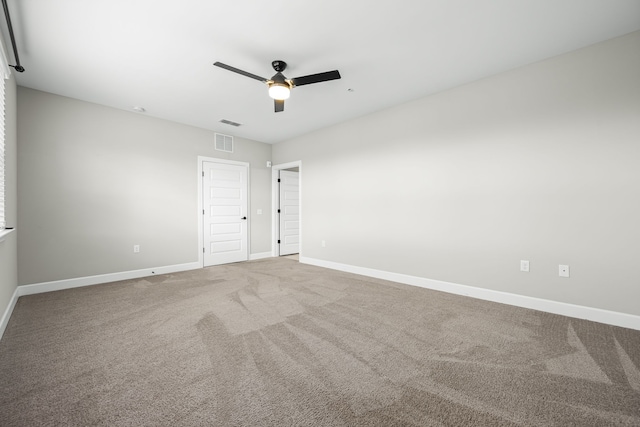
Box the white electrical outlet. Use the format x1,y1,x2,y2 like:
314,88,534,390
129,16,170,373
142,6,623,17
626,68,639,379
321,240,326,247
133,245,140,253
559,265,570,277
257,209,263,215
520,260,530,272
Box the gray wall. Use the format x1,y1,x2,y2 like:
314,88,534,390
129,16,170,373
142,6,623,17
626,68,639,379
273,31,640,316
0,72,18,317
17,88,272,285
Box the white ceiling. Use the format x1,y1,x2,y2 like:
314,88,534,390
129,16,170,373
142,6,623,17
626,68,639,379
3,0,639,144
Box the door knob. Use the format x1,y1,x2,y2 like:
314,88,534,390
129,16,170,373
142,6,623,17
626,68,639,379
241,216,247,220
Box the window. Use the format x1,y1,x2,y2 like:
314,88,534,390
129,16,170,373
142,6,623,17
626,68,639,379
0,48,8,231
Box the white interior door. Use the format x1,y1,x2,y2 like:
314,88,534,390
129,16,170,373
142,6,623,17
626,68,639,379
279,170,299,256
203,161,248,266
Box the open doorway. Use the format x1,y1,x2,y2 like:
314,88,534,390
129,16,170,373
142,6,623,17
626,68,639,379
272,161,301,259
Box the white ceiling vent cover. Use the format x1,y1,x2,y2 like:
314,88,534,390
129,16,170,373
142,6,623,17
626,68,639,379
215,133,234,153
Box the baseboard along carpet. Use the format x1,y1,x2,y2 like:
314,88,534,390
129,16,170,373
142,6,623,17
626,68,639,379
1,257,639,426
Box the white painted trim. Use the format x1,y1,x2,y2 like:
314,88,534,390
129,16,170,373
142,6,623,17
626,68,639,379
17,261,201,297
0,286,19,339
271,161,302,258
0,227,15,243
273,161,302,171
299,256,640,331
249,252,272,261
197,156,251,267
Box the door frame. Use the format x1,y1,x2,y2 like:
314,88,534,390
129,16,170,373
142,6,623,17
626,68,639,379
197,156,251,268
271,161,302,257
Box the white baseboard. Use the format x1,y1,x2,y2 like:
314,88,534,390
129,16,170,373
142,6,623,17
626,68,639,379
0,286,19,340
299,256,640,331
6,257,638,337
17,261,202,297
249,252,272,261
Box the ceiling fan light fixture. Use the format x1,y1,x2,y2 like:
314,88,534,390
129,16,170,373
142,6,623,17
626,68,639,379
213,60,341,112
268,82,290,100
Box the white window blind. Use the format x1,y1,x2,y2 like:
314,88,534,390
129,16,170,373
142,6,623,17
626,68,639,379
0,51,7,231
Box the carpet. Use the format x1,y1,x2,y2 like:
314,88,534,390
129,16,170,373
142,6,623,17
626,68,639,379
1,257,639,426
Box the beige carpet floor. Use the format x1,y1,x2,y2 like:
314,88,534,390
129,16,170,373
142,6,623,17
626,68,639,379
1,257,639,426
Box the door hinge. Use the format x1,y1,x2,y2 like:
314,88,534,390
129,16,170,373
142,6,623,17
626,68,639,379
277,178,281,183
202,171,205,177
203,247,205,253
277,240,281,244
203,209,205,215
277,209,281,213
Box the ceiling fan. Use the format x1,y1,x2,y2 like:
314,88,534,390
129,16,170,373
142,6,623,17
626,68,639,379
213,60,341,112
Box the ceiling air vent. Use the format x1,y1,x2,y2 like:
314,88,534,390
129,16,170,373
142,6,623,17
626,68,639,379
215,133,234,153
220,119,241,127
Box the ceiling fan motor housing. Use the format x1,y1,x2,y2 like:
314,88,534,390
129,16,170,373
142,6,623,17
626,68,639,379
271,72,288,85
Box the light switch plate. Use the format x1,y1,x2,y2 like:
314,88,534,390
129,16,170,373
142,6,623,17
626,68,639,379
520,260,530,272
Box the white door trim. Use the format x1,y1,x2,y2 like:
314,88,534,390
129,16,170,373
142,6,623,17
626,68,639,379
272,161,302,257
198,156,251,267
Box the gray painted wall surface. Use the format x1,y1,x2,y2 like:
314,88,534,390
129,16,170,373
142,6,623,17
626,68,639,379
17,88,272,285
0,73,18,317
273,32,640,316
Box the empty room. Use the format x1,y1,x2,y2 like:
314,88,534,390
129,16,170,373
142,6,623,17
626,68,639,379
1,1,639,425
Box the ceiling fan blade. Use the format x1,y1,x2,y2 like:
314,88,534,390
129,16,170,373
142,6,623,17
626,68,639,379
274,99,284,113
213,62,268,83
291,70,341,87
